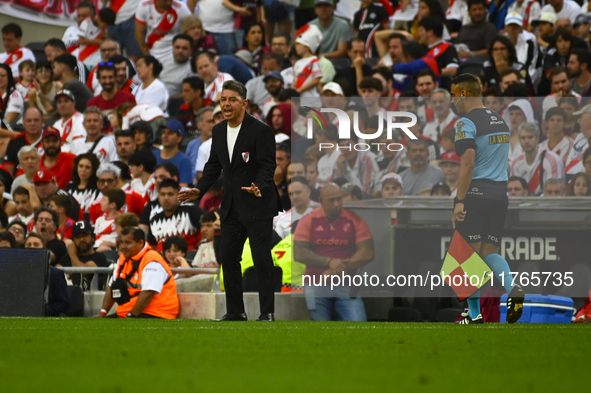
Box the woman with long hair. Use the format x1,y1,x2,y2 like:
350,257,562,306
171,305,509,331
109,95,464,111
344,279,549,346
28,59,59,121
237,22,271,75
567,172,591,196
409,0,450,41
0,63,25,159
539,27,574,96
131,55,169,113
483,36,534,92
65,153,101,220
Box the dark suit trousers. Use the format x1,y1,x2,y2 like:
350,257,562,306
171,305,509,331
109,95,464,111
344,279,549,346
221,203,275,314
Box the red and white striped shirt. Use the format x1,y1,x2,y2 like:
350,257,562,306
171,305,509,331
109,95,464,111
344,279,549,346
94,213,118,248
538,135,574,167
53,112,86,153
511,148,564,195
292,56,322,99
204,72,235,102
0,47,35,77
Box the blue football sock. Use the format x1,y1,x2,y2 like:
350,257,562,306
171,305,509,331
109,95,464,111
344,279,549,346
467,290,480,319
484,253,513,293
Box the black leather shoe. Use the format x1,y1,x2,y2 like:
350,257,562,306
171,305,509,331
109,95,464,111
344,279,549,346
256,313,275,322
214,313,247,321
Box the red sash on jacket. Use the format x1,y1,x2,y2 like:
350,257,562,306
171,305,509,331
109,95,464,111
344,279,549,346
147,8,178,49
61,117,74,143
78,31,102,62
4,48,24,66
528,162,542,194
295,58,319,89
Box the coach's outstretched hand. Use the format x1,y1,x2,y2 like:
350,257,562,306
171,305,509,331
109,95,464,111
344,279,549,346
452,202,466,229
178,188,201,202
241,182,262,197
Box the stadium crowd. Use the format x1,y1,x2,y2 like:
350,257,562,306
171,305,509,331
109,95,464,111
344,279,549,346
0,0,591,320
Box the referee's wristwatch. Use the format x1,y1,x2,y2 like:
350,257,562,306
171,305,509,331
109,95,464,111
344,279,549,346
454,197,465,204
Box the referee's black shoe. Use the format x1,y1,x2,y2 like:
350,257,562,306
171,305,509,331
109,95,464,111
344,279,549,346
214,313,248,321
455,313,483,324
506,285,525,324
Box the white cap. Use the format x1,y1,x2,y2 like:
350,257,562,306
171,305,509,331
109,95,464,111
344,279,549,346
381,172,403,187
321,82,344,96
536,12,557,25
505,12,523,27
295,24,323,54
213,105,222,117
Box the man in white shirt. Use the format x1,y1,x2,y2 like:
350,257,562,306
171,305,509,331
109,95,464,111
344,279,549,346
274,177,319,239
0,23,35,78
195,106,221,179
504,13,539,81
539,107,574,166
316,124,341,184
195,51,235,103
423,88,457,142
541,0,581,24
160,34,193,96
52,90,86,153
335,136,379,195
71,106,119,163
571,105,591,159
511,122,565,195
135,0,191,62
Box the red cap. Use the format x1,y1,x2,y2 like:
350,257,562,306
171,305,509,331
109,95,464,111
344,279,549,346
33,168,56,183
42,126,61,140
440,152,461,164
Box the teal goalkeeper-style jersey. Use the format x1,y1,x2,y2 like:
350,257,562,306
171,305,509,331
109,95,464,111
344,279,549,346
454,108,510,183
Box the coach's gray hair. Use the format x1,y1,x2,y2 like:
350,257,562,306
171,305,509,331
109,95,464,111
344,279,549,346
97,163,121,179
196,106,214,123
517,122,540,138
222,80,247,100
431,88,451,98
84,106,104,120
544,178,565,192
17,145,40,163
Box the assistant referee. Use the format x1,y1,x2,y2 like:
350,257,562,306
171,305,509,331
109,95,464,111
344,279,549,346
450,74,525,324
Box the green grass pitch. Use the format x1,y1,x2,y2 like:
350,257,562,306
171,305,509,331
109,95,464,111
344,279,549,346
0,319,589,393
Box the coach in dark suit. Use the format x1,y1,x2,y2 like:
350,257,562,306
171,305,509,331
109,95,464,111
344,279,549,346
178,80,282,322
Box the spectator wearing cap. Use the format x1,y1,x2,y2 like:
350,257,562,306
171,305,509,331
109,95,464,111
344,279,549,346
4,107,43,178
51,90,87,153
532,12,557,49
52,54,94,112
456,0,498,59
261,71,285,118
154,120,193,187
160,34,194,97
507,176,530,196
567,49,591,95
39,127,77,190
194,51,235,103
423,89,457,143
293,24,323,99
246,53,284,108
511,122,565,195
132,55,169,113
341,182,363,202
541,0,581,24
71,107,119,163
439,152,461,197
34,206,68,263
573,13,591,43
320,82,347,120
506,0,542,32
504,13,539,82
34,168,81,222
431,182,451,196
0,23,35,78
309,0,350,59
399,139,445,196
572,104,591,158
380,173,404,199
60,220,110,290
86,62,136,124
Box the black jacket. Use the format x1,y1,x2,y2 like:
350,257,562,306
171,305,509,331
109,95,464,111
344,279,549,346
196,112,281,222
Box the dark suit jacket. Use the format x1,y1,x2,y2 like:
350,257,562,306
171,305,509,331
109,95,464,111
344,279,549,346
196,112,281,222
